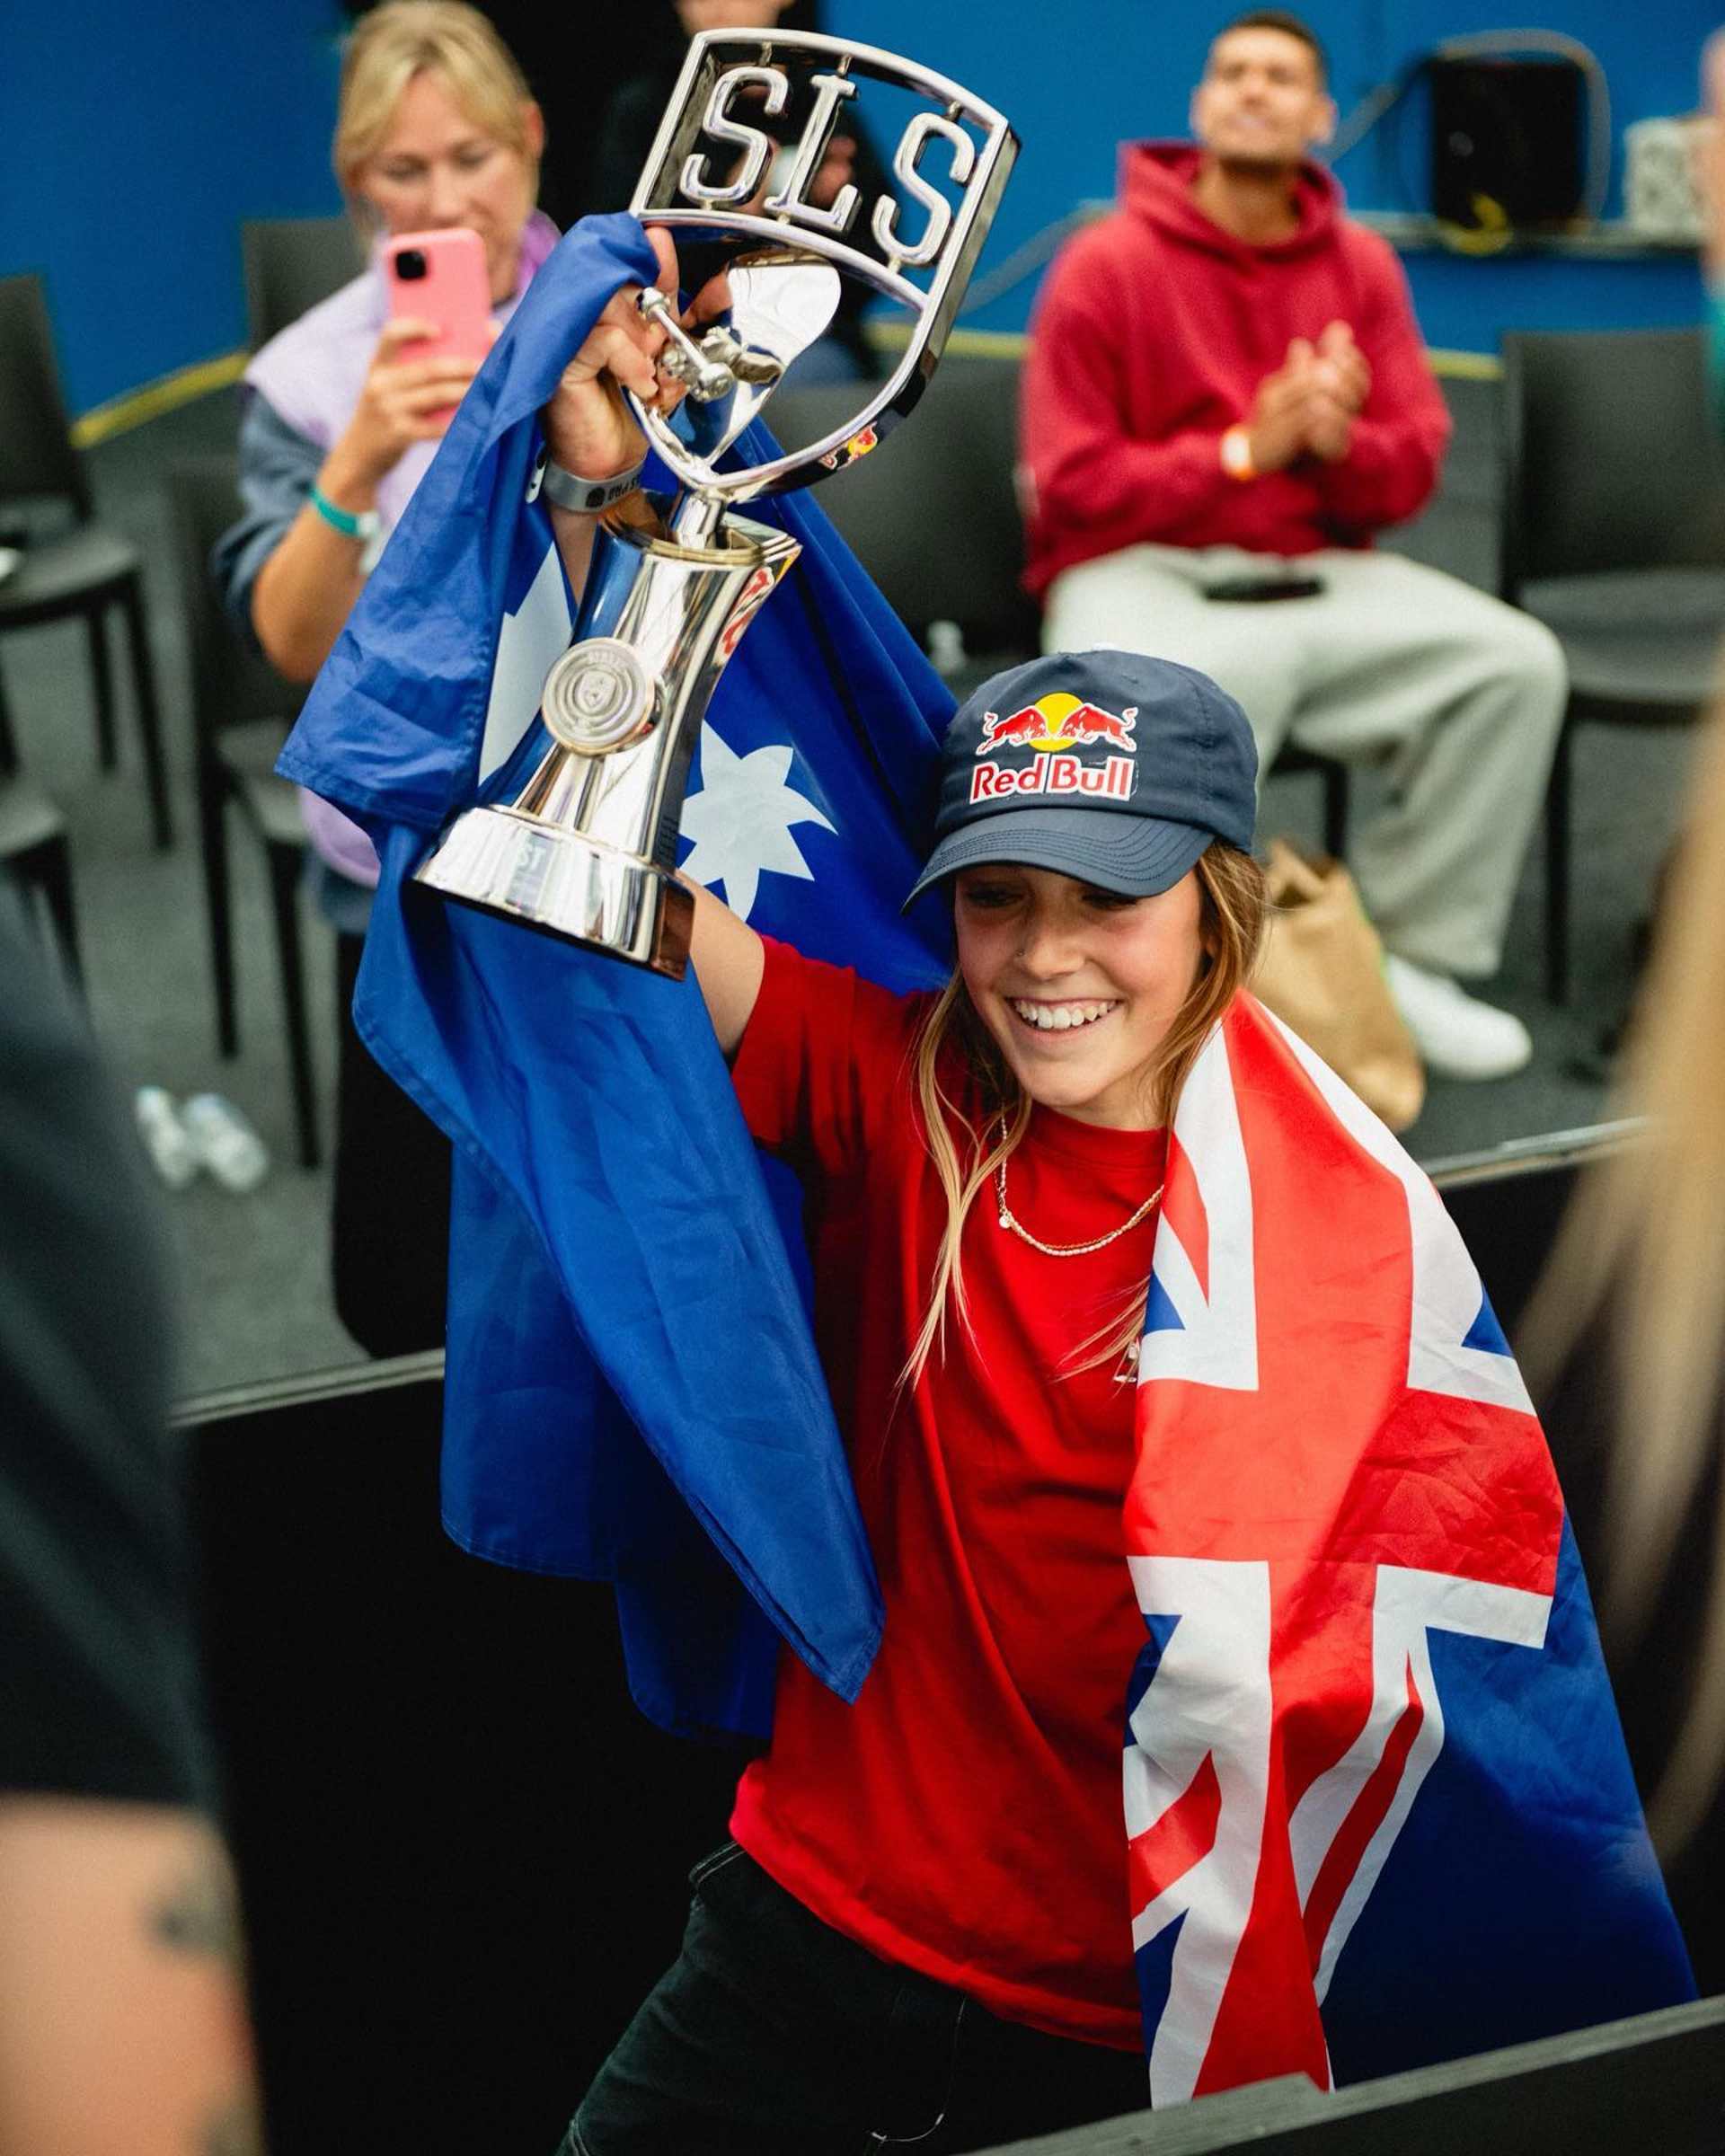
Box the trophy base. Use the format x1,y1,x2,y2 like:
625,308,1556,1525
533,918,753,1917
414,806,694,978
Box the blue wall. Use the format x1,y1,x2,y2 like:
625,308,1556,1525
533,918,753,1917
4,0,345,414
4,0,1718,415
824,0,1716,348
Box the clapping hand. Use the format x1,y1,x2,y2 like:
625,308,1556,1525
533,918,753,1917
1243,321,1372,472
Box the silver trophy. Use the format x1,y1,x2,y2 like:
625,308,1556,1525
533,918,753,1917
413,31,1016,975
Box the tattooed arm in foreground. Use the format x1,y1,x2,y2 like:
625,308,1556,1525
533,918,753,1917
0,1799,263,2156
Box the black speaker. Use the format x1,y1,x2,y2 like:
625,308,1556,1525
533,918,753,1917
1428,57,1585,230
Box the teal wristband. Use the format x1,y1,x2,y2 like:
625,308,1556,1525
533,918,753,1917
309,485,379,543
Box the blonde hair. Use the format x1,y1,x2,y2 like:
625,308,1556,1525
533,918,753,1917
1523,706,1725,1849
900,842,1268,1390
333,0,541,202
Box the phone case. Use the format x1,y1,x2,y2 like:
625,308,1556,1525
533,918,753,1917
384,227,492,369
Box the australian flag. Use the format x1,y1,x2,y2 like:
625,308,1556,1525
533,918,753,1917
279,215,951,1737
281,214,1692,2093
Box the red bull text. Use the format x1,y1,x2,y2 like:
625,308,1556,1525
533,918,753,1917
971,753,1135,802
971,692,1139,803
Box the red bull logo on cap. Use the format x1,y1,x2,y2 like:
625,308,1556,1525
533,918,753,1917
970,691,1137,804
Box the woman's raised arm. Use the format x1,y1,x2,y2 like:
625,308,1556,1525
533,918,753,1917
537,228,764,1056
682,877,765,1058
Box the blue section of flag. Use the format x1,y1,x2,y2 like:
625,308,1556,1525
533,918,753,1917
1135,1911,1185,2051
1143,1272,1186,1336
281,214,951,1736
1322,1524,1692,2080
1125,1618,1181,1732
1460,1289,1513,1359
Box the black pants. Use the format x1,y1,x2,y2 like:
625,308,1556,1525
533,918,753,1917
331,930,451,1357
563,1845,1151,2155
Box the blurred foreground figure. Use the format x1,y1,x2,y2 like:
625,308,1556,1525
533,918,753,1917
0,886,262,2154
1527,33,1725,1851
1527,706,1725,1857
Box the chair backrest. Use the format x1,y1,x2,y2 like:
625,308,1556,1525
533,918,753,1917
163,456,306,754
0,272,93,517
1499,327,1725,594
242,216,366,351
766,352,1039,664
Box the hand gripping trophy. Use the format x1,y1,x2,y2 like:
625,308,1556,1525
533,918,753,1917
414,31,1016,974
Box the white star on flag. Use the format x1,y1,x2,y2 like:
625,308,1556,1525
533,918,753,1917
680,722,836,922
478,537,571,783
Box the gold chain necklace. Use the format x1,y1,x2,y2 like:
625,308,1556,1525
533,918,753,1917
993,1115,1163,1259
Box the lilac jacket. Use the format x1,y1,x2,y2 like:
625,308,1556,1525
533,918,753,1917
244,211,560,889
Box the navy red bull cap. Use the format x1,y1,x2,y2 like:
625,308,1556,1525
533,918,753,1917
905,649,1258,906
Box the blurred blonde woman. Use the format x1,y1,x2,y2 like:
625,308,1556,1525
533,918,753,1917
1526,704,1725,1849
213,0,554,1358
1527,33,1725,1851
218,0,550,686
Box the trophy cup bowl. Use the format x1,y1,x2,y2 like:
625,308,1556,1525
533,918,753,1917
413,31,1017,976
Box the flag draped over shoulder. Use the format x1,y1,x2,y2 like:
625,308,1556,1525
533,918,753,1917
279,214,952,1736
1124,993,1694,2092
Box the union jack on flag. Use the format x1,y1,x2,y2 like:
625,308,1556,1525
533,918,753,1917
1125,994,1692,2096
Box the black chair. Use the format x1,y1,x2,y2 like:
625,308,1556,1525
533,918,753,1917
769,358,1040,693
241,216,364,350
769,356,1349,857
1499,327,1725,1004
0,779,79,984
164,457,320,1169
0,273,172,847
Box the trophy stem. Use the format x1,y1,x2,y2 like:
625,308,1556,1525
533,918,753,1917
413,497,799,978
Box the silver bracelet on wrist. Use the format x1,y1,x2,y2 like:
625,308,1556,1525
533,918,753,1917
527,444,646,515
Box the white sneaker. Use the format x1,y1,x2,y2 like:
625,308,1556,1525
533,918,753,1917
134,1087,200,1190
180,1093,271,1193
1384,956,1533,1082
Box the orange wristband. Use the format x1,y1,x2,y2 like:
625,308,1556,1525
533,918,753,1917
1219,425,1256,482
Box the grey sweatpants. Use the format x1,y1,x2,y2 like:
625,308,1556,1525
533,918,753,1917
1042,544,1567,977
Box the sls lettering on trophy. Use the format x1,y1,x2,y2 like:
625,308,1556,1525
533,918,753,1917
677,63,978,267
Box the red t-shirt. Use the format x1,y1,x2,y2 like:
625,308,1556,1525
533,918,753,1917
727,938,1168,2048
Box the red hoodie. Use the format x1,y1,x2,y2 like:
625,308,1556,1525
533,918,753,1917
1020,144,1451,596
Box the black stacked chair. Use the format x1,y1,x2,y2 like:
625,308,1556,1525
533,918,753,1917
769,355,1041,696
0,272,172,847
164,457,319,1168
1499,327,1725,1003
769,353,1349,857
0,780,79,984
241,216,364,350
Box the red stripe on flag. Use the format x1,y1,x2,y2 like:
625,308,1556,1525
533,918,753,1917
1158,1131,1208,1300
1128,1750,1223,1914
1302,1655,1425,1970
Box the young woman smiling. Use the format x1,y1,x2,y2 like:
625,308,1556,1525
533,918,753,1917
561,646,1268,2155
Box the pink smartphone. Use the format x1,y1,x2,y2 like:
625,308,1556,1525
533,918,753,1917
384,227,491,420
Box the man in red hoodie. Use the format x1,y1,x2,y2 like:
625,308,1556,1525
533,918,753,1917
1020,9,1565,1081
